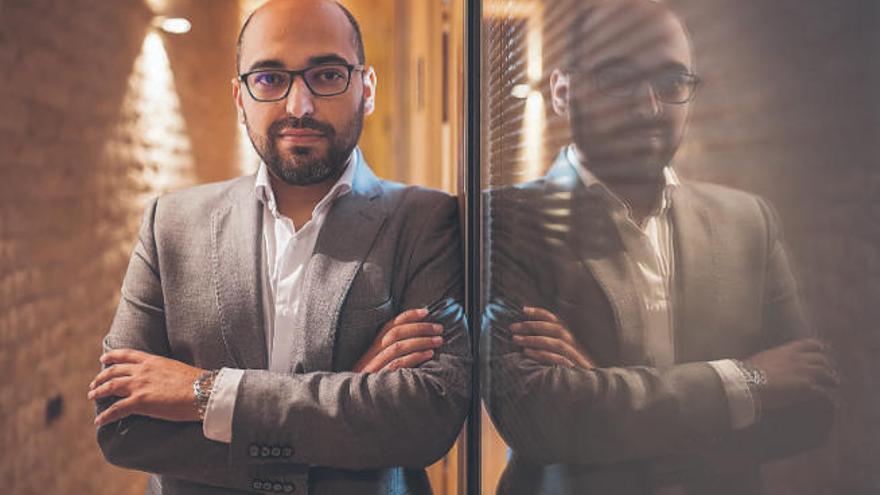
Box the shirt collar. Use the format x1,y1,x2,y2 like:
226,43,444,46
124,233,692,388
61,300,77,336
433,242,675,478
254,148,357,219
566,144,679,218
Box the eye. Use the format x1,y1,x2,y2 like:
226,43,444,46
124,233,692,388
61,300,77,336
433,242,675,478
312,67,346,82
653,73,691,96
252,71,288,88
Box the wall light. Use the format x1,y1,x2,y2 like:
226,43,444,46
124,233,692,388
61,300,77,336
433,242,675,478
511,84,531,99
153,16,192,34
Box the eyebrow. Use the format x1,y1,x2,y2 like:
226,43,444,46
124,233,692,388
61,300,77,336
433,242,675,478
245,53,353,73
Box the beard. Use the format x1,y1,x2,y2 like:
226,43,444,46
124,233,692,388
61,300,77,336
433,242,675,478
570,108,678,185
245,102,364,186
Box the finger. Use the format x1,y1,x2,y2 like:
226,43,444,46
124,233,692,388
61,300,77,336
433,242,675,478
522,306,561,323
381,323,443,347
384,350,435,372
95,396,139,426
88,377,133,401
511,321,573,342
790,338,825,353
373,337,444,370
802,353,834,373
389,308,430,327
808,365,840,389
100,349,148,366
523,348,576,367
90,364,136,390
514,334,596,368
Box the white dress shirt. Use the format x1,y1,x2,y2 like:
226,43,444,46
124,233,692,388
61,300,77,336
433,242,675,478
566,146,756,431
203,150,357,443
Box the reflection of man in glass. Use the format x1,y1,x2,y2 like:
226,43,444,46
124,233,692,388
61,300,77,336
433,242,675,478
88,1,470,493
484,1,836,493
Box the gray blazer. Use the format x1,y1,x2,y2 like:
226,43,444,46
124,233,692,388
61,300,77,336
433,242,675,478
483,152,833,495
96,155,472,495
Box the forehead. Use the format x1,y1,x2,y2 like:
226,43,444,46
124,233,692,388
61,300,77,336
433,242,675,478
573,3,693,72
239,0,358,71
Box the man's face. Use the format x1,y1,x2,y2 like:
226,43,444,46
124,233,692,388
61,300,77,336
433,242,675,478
554,3,695,184
233,0,375,186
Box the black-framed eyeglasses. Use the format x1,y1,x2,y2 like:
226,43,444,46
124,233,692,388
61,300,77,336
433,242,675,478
238,63,365,102
574,66,701,104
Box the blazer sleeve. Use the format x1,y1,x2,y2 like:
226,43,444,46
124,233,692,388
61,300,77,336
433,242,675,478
226,193,472,470
95,198,276,491
481,195,732,466
661,197,834,475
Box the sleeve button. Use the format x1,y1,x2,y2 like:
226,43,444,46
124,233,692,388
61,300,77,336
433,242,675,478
249,445,260,457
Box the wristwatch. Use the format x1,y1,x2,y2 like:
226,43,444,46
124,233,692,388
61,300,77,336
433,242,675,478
193,369,219,421
734,359,767,419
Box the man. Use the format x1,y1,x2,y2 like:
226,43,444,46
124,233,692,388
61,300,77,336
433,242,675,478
89,1,470,493
483,1,836,494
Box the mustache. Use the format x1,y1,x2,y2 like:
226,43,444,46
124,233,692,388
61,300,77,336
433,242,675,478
269,116,336,137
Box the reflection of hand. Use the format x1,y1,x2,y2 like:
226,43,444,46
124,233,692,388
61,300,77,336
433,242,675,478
745,338,838,411
510,306,596,369
352,308,444,373
88,349,204,426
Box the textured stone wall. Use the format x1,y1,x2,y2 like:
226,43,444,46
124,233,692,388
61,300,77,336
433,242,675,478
0,1,240,493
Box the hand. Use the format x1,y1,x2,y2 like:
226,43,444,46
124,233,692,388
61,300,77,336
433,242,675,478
510,306,596,369
745,338,838,411
88,349,205,426
352,308,444,373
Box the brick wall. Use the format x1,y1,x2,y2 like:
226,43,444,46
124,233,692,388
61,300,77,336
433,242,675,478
669,1,879,493
0,1,240,493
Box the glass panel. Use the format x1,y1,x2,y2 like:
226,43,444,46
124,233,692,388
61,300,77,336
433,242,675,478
479,1,878,494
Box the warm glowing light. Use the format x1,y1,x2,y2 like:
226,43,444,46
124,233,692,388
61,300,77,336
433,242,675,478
511,84,531,99
157,17,192,34
521,90,546,181
102,31,195,204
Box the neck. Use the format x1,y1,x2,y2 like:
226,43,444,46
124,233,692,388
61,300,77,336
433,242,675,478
604,179,665,225
269,174,337,227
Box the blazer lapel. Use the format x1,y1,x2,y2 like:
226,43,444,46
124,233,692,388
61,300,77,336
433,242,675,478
297,156,389,372
671,184,718,362
547,153,646,365
210,177,268,369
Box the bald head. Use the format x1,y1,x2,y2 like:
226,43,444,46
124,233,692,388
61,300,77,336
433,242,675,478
236,0,365,74
567,0,693,70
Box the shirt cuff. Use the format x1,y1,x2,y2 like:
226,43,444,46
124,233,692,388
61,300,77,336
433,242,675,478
202,367,244,443
708,359,757,430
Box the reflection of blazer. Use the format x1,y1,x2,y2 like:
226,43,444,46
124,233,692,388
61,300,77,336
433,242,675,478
483,152,833,495
97,155,471,495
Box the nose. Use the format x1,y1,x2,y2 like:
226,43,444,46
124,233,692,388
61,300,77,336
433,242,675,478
285,76,315,118
634,82,663,119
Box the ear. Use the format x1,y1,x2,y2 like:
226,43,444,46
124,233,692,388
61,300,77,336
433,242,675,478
550,68,570,118
362,66,377,116
232,78,246,125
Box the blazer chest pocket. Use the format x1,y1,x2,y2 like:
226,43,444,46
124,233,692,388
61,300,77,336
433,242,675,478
344,261,392,311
